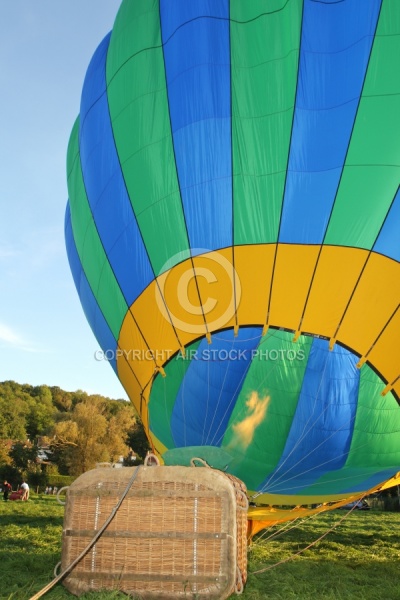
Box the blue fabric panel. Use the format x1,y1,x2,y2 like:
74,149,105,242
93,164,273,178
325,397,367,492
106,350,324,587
65,204,117,373
279,0,382,244
373,187,400,262
170,327,262,448
79,33,154,305
160,0,232,253
338,468,399,495
258,339,360,495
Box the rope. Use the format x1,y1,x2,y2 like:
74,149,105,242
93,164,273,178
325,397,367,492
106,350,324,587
250,500,363,575
251,513,316,546
28,466,141,600
236,489,249,512
53,562,61,578
235,565,244,595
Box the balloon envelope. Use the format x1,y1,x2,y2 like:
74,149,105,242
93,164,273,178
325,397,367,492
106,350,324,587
66,0,400,508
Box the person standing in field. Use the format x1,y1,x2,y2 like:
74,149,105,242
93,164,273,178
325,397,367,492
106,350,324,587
20,480,29,501
3,480,12,501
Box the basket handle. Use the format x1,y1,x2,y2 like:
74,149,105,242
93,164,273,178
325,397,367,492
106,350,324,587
56,486,69,506
190,457,210,468
144,452,160,466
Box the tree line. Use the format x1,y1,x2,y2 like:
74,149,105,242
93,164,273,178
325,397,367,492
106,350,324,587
0,380,150,487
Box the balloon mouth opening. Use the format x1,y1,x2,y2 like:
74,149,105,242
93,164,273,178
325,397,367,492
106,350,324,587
149,325,393,400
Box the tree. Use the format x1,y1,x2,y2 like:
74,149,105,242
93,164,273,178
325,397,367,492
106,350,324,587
126,419,151,462
0,380,141,477
0,440,12,467
49,397,136,475
50,386,73,412
9,441,38,472
106,405,137,463
25,385,56,439
0,381,29,440
50,401,107,475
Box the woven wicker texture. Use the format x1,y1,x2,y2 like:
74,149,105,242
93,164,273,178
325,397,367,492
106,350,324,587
61,464,247,599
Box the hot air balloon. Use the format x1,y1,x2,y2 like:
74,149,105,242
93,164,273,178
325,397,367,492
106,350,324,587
66,0,400,528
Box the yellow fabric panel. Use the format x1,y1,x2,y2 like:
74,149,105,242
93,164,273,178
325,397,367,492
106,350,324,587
235,244,275,326
247,500,349,532
117,355,148,430
117,248,244,412
247,473,400,534
192,249,237,333
130,249,238,356
132,279,187,353
156,259,209,343
117,311,155,389
393,379,400,399
118,245,400,414
367,308,400,385
379,472,400,490
269,244,321,331
247,490,360,506
301,246,368,338
139,386,151,438
117,248,242,402
337,253,400,370
247,492,368,535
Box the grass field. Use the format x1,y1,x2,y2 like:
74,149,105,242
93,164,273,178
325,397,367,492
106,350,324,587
1,494,399,600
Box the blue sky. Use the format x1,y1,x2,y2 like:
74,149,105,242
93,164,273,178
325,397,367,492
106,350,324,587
0,1,129,399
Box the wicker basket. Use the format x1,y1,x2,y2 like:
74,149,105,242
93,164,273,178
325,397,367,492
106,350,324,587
61,459,248,599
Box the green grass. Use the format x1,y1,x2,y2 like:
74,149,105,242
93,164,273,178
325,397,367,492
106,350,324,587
1,495,399,600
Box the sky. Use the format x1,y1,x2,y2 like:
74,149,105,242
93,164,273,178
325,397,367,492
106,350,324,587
0,1,129,399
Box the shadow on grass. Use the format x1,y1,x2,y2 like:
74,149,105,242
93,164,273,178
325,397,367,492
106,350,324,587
0,513,63,527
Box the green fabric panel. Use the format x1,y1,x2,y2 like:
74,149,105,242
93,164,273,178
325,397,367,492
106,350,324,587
163,446,234,471
149,340,201,450
230,0,302,245
66,119,127,339
106,0,190,276
345,365,400,469
221,330,312,490
300,364,400,496
325,0,400,248
66,117,80,180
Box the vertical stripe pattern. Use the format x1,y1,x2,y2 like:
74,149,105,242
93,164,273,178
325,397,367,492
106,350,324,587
66,0,400,503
